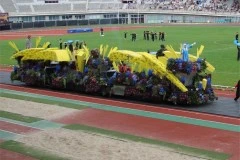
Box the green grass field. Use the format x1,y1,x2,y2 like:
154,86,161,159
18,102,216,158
0,25,239,86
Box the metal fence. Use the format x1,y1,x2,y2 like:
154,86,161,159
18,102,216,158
10,18,122,30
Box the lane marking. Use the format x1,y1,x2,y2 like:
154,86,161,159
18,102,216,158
0,83,238,122
1,88,239,133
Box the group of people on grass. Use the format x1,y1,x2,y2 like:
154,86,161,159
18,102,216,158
122,31,166,42
143,31,165,42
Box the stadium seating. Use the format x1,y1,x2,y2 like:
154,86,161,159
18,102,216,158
0,0,239,15
0,0,16,13
16,0,34,3
18,5,33,13
72,3,87,11
33,4,71,12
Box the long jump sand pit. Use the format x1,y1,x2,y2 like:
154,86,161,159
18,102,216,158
0,97,209,160
0,97,78,120
17,128,208,160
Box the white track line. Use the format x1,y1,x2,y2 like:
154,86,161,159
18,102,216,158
1,84,238,121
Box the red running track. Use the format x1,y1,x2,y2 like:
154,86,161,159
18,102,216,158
0,121,40,134
0,84,239,125
54,108,240,160
0,26,147,40
0,84,240,160
0,149,37,160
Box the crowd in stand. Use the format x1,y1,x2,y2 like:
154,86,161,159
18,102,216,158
124,0,239,13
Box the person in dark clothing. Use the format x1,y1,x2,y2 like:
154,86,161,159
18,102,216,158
156,44,166,59
64,42,67,49
151,32,155,41
59,39,63,49
124,32,127,39
100,27,104,36
154,32,157,40
69,42,73,53
159,32,162,40
236,32,239,40
143,31,146,40
234,80,240,101
75,40,79,50
146,31,149,40
131,33,136,41
161,32,165,41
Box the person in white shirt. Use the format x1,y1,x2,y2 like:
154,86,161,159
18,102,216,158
26,35,32,49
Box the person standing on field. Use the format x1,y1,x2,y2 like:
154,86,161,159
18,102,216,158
146,31,150,40
124,32,127,39
59,38,63,49
159,32,162,41
161,32,165,41
234,39,240,61
151,32,155,42
26,35,32,49
100,27,104,36
234,80,240,101
130,33,136,41
235,32,239,40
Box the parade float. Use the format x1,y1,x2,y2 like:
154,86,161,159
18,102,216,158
9,38,217,105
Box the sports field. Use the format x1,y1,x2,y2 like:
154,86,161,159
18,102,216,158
0,24,239,86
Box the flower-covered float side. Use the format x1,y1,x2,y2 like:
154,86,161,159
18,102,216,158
9,39,217,105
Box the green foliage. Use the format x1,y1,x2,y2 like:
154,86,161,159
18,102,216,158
0,25,239,86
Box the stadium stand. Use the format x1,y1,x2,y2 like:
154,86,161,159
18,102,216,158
0,0,17,13
16,0,34,3
87,3,101,10
33,3,71,12
72,3,87,12
0,0,238,14
0,0,238,28
18,5,33,13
